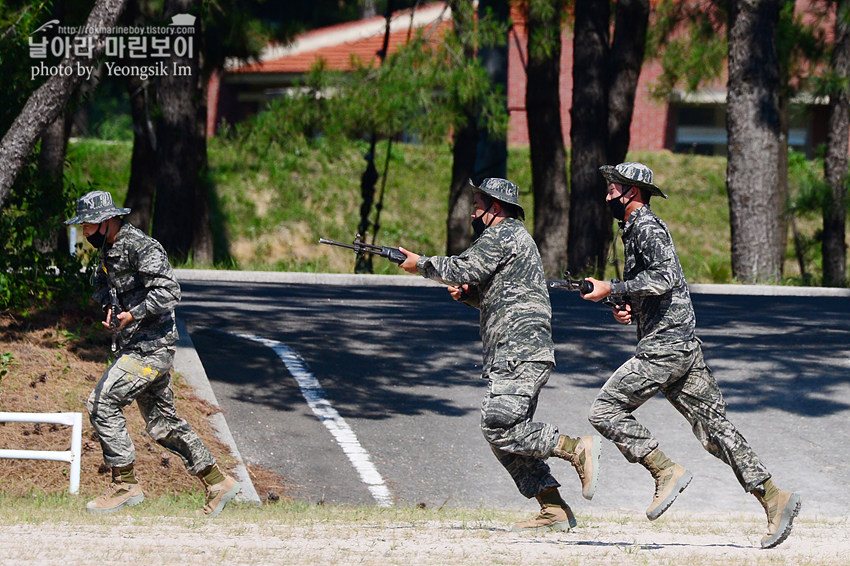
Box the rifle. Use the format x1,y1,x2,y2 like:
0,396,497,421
107,286,123,352
320,234,470,301
548,273,619,309
319,234,406,264
548,272,593,294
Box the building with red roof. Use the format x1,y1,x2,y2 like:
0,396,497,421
208,1,829,156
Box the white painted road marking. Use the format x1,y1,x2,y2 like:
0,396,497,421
233,333,393,507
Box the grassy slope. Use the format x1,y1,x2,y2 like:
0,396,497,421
64,137,826,283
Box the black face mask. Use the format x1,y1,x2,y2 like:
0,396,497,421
86,222,107,249
607,189,635,221
472,205,495,239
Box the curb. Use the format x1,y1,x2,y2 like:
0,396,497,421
174,318,262,504
175,268,850,297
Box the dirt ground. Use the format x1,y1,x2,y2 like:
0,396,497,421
0,307,284,500
0,511,847,565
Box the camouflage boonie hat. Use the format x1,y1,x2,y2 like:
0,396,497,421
599,162,668,199
65,190,131,225
468,178,526,219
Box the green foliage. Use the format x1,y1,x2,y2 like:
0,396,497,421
0,170,95,310
776,2,827,97
783,149,850,285
230,8,508,153
522,0,568,61
0,352,16,383
64,139,132,202
79,78,134,141
648,0,728,99
648,0,826,100
0,3,99,310
789,149,830,214
0,1,51,129
200,0,279,71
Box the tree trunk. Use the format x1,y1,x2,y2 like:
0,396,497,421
446,0,477,256
124,74,158,234
122,0,158,234
777,93,790,276
0,0,128,209
726,0,784,283
474,0,509,179
447,115,477,256
568,0,609,277
606,0,649,164
527,0,569,276
37,0,71,253
35,111,72,253
153,0,213,264
823,0,850,287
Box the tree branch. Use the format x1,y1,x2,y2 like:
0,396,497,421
0,0,128,209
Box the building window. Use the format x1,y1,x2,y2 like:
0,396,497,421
670,92,819,157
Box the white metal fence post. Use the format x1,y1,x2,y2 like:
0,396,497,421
0,412,84,494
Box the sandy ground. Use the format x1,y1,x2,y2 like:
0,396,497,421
0,511,847,565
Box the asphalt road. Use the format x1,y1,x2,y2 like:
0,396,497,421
175,270,850,518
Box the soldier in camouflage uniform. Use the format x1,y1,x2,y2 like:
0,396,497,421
65,191,240,516
581,162,801,548
398,178,601,532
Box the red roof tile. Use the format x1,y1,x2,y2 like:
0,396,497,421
231,2,450,74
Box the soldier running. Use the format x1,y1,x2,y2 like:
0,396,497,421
580,162,801,548
398,178,601,532
65,191,241,516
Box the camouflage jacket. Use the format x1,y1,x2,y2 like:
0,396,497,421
93,223,181,354
609,205,696,355
416,217,555,372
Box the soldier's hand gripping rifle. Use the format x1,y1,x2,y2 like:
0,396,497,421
107,286,123,352
548,272,619,309
548,272,594,295
319,234,406,264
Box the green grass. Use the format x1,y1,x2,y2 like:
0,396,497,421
0,491,521,525
65,139,132,203
64,137,836,283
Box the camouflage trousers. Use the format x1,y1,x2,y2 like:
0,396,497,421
588,340,770,492
480,361,561,498
86,348,215,476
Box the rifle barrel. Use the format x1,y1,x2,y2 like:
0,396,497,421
319,238,384,254
319,238,358,251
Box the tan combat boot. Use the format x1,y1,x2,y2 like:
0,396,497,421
552,435,601,500
641,448,693,520
199,475,241,517
511,487,577,532
752,479,802,549
86,480,144,514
